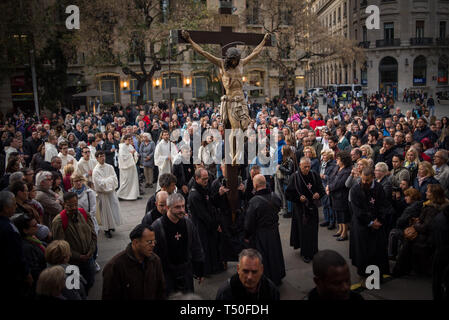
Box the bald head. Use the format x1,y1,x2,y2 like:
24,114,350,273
253,174,266,191
156,190,168,203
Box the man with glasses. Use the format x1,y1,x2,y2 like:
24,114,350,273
52,192,97,294
57,141,77,174
433,150,449,197
102,224,165,300
35,171,62,227
76,146,98,183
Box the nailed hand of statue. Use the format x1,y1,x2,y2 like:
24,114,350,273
181,30,190,41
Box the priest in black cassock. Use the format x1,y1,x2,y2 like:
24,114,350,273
151,193,205,295
211,163,246,264
244,174,286,285
349,167,390,281
187,168,223,276
286,157,326,263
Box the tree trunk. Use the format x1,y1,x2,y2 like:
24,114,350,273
136,77,146,105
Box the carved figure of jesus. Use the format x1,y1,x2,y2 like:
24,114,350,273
182,30,270,164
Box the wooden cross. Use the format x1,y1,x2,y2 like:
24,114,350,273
172,0,273,224
172,1,273,57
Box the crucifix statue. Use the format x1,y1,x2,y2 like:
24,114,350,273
173,1,273,224
181,30,270,165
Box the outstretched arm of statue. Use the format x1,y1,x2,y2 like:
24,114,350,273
242,33,270,66
182,30,221,67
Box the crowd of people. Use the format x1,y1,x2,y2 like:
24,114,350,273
1,90,449,301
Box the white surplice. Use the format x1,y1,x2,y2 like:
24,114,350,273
154,139,178,190
76,157,98,182
116,143,140,200
58,152,78,174
44,142,58,162
92,163,122,230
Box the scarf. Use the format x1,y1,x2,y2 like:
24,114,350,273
26,236,46,253
72,184,86,196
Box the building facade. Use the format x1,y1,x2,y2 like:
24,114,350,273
309,0,449,98
0,0,306,116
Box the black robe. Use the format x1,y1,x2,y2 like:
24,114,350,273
349,182,390,276
216,273,280,301
210,176,245,262
187,181,223,275
151,215,205,295
285,170,325,258
244,189,286,285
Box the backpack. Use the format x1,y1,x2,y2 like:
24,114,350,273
60,208,89,231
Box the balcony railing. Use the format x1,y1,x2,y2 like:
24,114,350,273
436,38,449,46
410,37,433,45
358,41,370,48
376,39,401,47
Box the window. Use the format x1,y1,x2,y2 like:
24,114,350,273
438,55,449,84
193,75,208,98
246,0,260,25
416,21,424,38
333,11,336,25
160,0,170,23
440,21,447,39
355,29,358,40
363,26,367,41
99,76,120,104
343,2,347,17
162,73,182,100
354,0,357,11
384,22,394,40
413,56,427,86
338,7,341,22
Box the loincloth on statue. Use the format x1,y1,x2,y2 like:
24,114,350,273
219,95,251,130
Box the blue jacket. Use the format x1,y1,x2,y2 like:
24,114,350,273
277,139,286,164
413,176,440,200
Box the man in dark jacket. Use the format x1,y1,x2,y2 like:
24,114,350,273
187,168,223,276
102,224,165,300
151,193,205,295
413,118,437,144
173,146,195,199
349,168,390,283
306,250,364,300
286,157,326,263
244,174,285,285
145,173,177,215
142,191,168,227
376,137,397,170
0,191,33,299
216,248,280,301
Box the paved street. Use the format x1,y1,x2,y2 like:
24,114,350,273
89,190,433,300
86,99,447,300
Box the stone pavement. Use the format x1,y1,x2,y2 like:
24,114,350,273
88,188,433,300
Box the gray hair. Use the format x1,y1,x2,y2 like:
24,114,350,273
9,172,24,184
437,150,449,162
142,132,152,141
384,137,394,146
300,157,311,164
36,171,52,187
166,193,185,208
238,248,263,265
375,162,389,173
155,190,169,202
0,191,15,212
